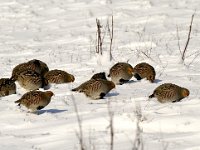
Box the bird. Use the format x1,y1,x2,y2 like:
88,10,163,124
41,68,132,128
11,59,49,81
44,69,75,84
28,59,49,77
108,62,134,85
0,78,16,96
91,72,107,80
17,70,43,91
15,90,54,112
149,83,190,103
72,79,115,99
133,62,155,83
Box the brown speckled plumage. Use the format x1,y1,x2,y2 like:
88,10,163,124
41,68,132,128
149,83,189,103
91,72,107,80
17,70,43,91
0,78,16,96
11,59,49,81
133,62,155,83
44,69,75,84
15,90,54,112
72,79,115,99
108,62,134,85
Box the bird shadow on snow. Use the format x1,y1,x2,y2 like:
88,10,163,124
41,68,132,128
105,92,119,98
39,109,67,115
154,79,162,83
126,80,135,84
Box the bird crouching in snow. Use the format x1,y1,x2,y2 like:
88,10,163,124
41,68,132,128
44,69,75,85
91,72,107,80
149,83,190,103
15,90,54,112
108,62,134,85
17,70,44,91
72,79,115,99
0,78,16,97
11,59,49,81
133,62,156,83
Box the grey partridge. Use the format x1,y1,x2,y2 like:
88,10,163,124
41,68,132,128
149,83,189,103
17,70,43,91
15,90,54,112
108,62,134,85
72,79,115,99
44,69,75,84
0,78,16,96
133,62,155,83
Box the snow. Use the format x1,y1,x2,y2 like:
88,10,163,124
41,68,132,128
0,0,200,149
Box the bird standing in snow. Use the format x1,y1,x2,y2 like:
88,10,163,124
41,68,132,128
133,62,156,83
72,79,115,99
0,78,16,96
149,83,189,103
44,69,75,84
15,90,54,112
108,62,134,85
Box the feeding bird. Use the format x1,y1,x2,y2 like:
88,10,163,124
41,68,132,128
17,70,43,91
72,79,115,99
15,90,54,112
0,78,16,96
108,62,134,85
11,59,49,81
133,62,156,83
91,72,107,80
149,83,189,103
44,69,75,84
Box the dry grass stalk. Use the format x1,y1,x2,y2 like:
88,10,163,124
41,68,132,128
107,101,114,150
71,95,86,150
96,19,103,55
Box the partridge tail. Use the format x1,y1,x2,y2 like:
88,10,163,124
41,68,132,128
71,87,79,92
15,99,21,104
149,94,154,98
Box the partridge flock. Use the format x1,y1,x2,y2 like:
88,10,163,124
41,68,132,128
0,59,190,113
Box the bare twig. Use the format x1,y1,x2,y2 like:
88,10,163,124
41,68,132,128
108,16,114,61
96,19,103,55
176,25,182,55
182,13,195,61
71,95,85,150
187,52,200,67
108,101,114,150
133,101,144,150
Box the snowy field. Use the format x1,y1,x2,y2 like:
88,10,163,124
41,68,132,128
0,0,200,150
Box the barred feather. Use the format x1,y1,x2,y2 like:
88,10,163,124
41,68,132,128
0,78,16,96
133,62,155,82
44,69,75,84
15,91,54,112
149,83,189,103
109,62,134,85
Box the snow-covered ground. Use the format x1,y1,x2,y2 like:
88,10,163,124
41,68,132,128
0,0,200,149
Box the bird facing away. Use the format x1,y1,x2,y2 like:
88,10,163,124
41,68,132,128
17,70,43,91
11,59,49,81
133,62,156,83
28,59,49,77
72,79,115,99
91,72,107,80
15,90,54,112
149,83,189,103
108,62,134,85
0,78,16,96
44,69,75,84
